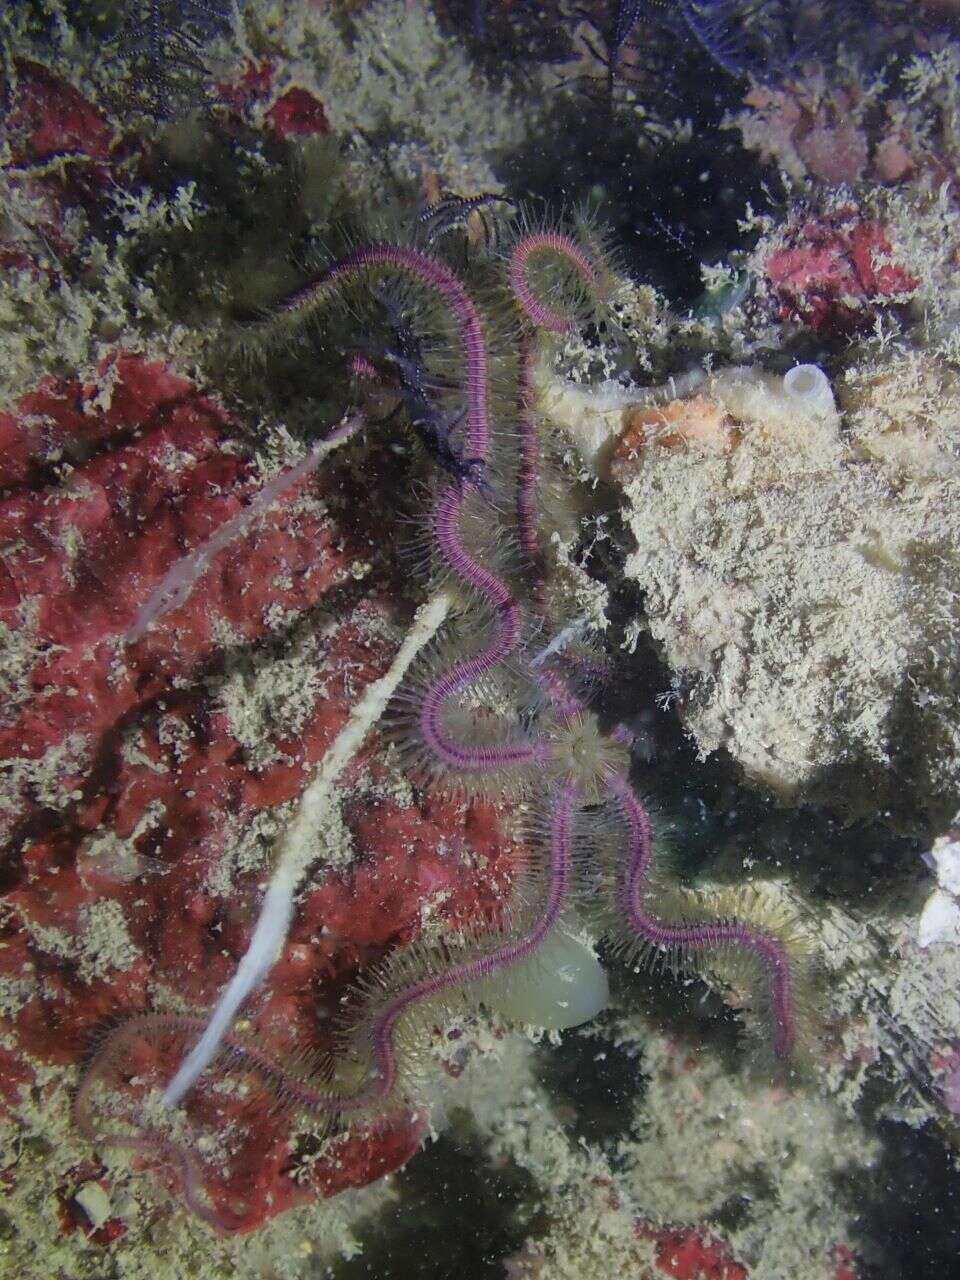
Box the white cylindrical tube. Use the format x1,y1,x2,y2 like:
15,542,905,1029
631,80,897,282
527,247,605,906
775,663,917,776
782,363,836,418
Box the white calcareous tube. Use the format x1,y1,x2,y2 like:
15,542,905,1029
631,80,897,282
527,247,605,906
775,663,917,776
782,363,836,419
161,588,453,1108
128,416,363,644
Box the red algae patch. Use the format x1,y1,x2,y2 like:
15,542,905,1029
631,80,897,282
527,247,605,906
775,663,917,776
0,354,525,1234
638,1225,748,1280
6,59,113,166
266,87,330,139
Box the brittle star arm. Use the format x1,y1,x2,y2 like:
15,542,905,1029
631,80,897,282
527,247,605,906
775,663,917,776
604,769,799,1060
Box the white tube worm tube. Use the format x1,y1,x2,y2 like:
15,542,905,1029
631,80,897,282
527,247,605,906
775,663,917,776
127,415,363,644
162,588,453,1107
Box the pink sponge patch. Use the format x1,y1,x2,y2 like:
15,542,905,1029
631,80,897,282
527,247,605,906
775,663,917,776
765,206,917,333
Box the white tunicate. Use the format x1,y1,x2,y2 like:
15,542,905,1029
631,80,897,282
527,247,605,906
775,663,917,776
485,925,609,1030
918,888,960,948
918,831,960,947
930,834,960,896
782,363,836,418
73,1181,113,1231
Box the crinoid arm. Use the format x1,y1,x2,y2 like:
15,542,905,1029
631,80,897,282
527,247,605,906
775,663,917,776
109,0,237,119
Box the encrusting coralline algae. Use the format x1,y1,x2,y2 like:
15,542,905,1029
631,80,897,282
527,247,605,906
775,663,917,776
3,3,960,1280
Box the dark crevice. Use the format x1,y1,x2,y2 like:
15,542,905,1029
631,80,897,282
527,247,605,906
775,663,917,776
329,1118,539,1280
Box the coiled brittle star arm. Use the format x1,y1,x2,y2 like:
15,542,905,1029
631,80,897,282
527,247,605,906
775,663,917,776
273,244,492,460
507,229,603,334
334,773,580,1113
276,243,545,777
508,229,608,577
